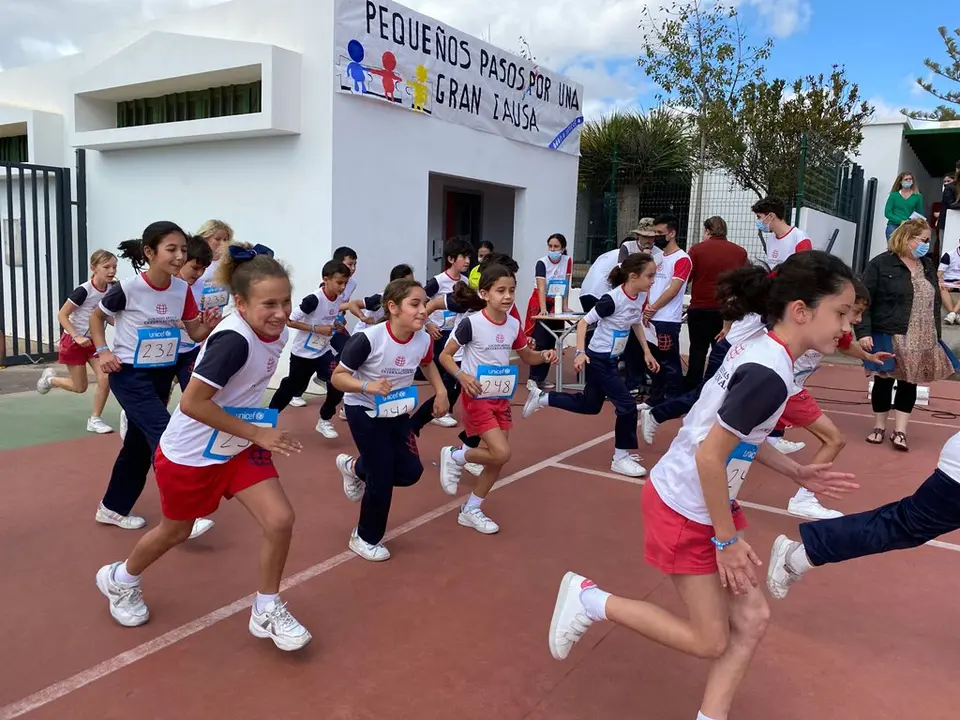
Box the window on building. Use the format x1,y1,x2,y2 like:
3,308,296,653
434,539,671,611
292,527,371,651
0,135,29,164
116,81,262,129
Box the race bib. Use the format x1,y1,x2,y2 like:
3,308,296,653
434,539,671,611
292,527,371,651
368,386,418,418
726,442,758,499
441,310,457,330
304,331,331,353
547,279,569,297
476,364,518,399
611,329,630,357
133,328,180,368
642,321,657,345
202,407,278,462
201,285,229,311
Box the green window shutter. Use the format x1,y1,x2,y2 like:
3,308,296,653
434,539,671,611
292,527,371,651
0,135,28,163
113,79,265,127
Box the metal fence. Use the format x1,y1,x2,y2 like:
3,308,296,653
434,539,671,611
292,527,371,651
0,150,88,366
574,131,869,284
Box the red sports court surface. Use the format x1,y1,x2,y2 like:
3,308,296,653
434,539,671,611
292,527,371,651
1,362,959,719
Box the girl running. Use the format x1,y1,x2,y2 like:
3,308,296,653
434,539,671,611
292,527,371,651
523,253,660,478
346,263,415,330
96,242,312,651
525,233,573,390
37,249,118,434
435,262,558,534
547,250,860,720
331,278,449,561
89,223,216,540
172,235,215,394
267,259,351,438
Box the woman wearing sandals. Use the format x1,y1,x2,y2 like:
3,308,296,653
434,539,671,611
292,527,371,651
858,218,955,451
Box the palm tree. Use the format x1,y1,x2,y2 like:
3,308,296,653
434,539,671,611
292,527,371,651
578,108,697,191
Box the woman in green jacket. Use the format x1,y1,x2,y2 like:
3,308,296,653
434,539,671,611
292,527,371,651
884,172,924,239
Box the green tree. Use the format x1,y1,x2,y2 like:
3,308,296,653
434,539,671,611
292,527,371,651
903,25,960,122
638,1,873,199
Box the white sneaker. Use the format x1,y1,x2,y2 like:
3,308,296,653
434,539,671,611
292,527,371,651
635,402,650,412
337,454,364,502
315,418,339,439
770,437,805,454
189,518,215,539
439,446,462,496
96,562,149,627
248,598,312,651
523,387,543,418
119,410,128,441
289,396,307,407
95,503,146,530
458,505,499,534
338,407,347,420
787,495,842,520
431,413,458,428
611,455,646,477
349,528,391,561
947,312,957,325
639,407,659,445
87,416,114,434
464,462,484,477
767,534,804,600
36,367,56,394
548,572,596,661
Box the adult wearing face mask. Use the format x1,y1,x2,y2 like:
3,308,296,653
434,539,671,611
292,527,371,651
858,218,954,451
642,214,691,405
884,172,925,240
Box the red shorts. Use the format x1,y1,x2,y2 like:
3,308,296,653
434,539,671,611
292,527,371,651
58,333,97,365
154,445,277,521
774,388,822,431
642,480,748,575
460,393,513,437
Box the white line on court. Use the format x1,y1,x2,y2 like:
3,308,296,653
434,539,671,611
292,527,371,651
551,462,960,554
0,431,615,720
823,408,960,431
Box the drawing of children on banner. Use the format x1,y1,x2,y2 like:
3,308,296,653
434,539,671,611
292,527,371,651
404,65,432,114
341,39,371,94
366,52,403,103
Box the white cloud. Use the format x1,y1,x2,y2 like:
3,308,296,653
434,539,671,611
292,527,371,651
743,0,813,38
867,96,906,122
564,61,648,120
18,38,80,62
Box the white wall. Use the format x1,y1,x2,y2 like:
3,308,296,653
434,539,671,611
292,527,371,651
332,92,579,306
854,121,908,260
798,207,856,266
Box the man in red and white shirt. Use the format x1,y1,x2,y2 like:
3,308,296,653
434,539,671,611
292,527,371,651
643,214,693,404
751,196,813,268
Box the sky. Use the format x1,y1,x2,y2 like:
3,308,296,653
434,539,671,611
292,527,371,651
0,0,952,123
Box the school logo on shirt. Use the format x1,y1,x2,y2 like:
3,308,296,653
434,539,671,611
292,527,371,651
496,333,504,343
395,355,406,367
728,343,747,360
156,303,168,315
771,250,779,259
266,356,277,374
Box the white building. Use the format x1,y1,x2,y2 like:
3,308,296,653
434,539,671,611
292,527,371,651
0,0,584,373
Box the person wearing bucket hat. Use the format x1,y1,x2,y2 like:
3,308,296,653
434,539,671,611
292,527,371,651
618,218,660,262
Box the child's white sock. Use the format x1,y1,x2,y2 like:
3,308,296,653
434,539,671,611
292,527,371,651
115,561,139,585
255,592,278,613
537,393,550,408
580,585,610,622
452,448,468,465
697,712,716,720
464,493,483,511
613,448,630,461
786,543,814,574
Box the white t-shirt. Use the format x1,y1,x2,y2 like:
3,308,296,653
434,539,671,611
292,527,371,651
579,249,620,299
65,279,111,337
650,332,795,525
584,286,649,356
423,270,463,330
159,313,287,466
765,227,812,268
936,431,960,483
197,261,230,313
339,322,434,411
289,285,343,359
99,274,199,365
650,249,692,323
725,313,766,346
534,254,573,300
939,247,960,283
353,293,385,332
452,309,527,376
179,280,206,353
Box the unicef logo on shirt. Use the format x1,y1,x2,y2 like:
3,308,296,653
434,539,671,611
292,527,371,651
254,410,265,422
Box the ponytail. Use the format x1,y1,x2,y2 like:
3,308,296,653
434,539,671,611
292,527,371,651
117,239,147,272
450,280,487,312
715,264,771,321
608,251,654,288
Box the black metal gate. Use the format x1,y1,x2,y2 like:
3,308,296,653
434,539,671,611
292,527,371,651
0,149,87,366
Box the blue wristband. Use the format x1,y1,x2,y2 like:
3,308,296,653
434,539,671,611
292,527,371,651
711,535,739,551
96,345,109,353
